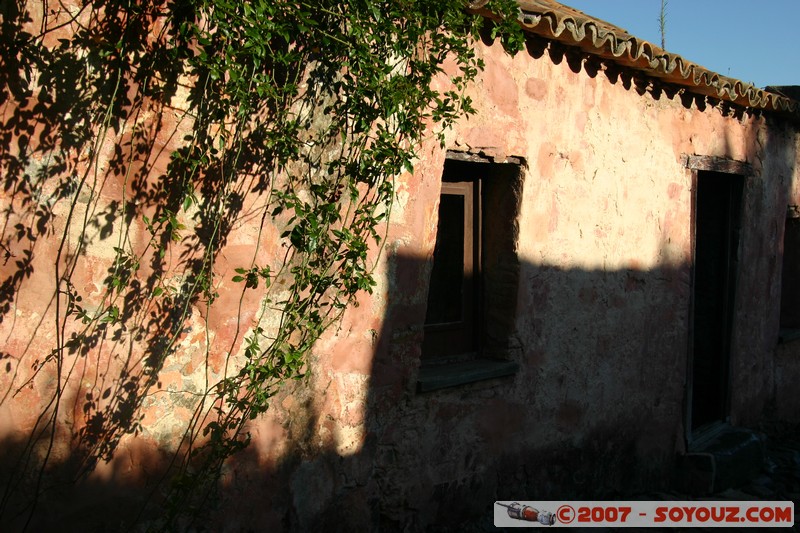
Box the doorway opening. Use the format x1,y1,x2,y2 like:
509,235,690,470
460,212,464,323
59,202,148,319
689,170,744,435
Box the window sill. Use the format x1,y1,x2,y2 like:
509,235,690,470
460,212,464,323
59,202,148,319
417,358,518,392
778,328,800,345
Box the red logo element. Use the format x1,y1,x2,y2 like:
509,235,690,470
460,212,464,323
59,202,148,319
557,505,575,524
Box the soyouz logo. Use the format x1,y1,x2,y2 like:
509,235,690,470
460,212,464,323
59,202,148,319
494,501,794,527
495,502,556,525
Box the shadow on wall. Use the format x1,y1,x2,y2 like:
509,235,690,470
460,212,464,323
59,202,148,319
1,248,757,531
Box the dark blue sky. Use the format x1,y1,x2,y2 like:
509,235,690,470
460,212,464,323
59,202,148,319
563,0,800,89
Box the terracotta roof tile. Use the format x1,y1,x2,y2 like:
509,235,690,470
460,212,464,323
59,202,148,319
470,0,799,117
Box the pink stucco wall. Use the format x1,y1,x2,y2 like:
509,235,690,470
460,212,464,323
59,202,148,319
1,11,799,531
340,39,799,528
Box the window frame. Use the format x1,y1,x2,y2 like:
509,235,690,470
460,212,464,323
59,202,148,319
417,154,523,392
422,175,480,361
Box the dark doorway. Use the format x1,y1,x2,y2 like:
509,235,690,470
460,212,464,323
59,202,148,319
690,171,744,432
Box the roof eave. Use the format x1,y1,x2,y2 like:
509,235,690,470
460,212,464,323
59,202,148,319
468,0,800,119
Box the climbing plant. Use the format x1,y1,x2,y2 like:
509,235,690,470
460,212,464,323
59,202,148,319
0,0,523,528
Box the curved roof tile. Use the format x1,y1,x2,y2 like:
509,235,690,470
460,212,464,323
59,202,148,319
470,0,799,117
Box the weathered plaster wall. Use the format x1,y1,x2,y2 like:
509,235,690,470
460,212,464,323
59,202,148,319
1,12,799,531
307,37,800,529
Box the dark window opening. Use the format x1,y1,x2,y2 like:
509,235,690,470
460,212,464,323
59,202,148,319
425,194,466,324
419,157,523,390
